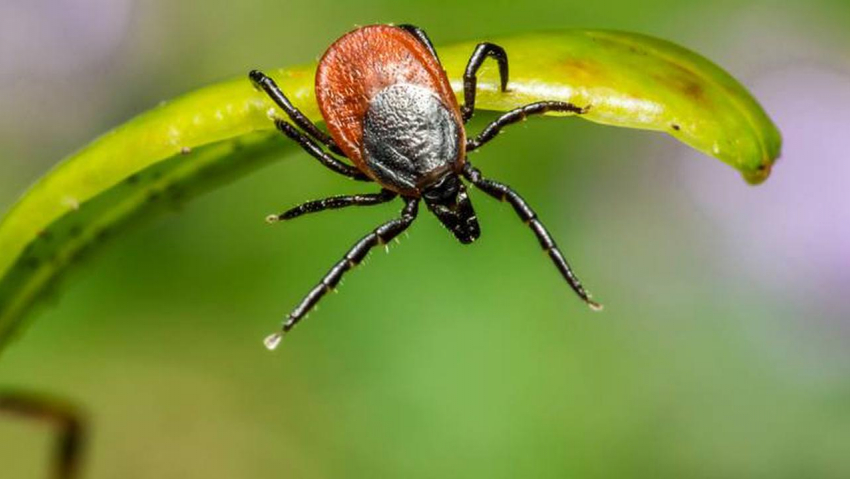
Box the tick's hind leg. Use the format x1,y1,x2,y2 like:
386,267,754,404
462,163,601,310
267,189,397,222
273,119,371,181
462,42,510,123
264,197,420,350
0,391,85,479
252,69,366,180
249,69,345,156
467,101,590,152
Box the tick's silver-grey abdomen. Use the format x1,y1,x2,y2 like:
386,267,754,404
362,83,463,192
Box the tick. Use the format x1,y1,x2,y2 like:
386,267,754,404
251,24,600,350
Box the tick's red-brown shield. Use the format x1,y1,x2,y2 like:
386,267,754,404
315,24,464,181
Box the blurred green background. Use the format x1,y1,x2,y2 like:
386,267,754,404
1,0,849,477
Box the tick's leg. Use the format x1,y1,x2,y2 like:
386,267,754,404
462,42,509,123
398,24,441,63
273,119,371,181
467,101,590,152
0,392,85,479
462,163,601,310
249,70,345,156
267,189,397,222
264,197,420,349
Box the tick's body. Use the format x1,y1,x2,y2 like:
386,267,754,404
317,25,465,194
251,24,599,349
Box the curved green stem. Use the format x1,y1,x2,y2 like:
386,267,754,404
0,29,781,350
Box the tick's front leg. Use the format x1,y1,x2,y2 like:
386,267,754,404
264,197,420,350
463,163,601,310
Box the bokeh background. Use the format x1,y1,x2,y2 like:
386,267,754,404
1,0,849,477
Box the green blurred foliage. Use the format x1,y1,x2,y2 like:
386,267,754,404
1,0,848,478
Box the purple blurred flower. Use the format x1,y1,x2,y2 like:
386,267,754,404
683,65,850,321
0,0,134,81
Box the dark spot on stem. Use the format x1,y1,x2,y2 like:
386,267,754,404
652,63,709,105
24,256,41,270
165,184,185,202
683,81,705,100
95,228,111,243
671,124,681,131
561,58,608,83
68,243,90,265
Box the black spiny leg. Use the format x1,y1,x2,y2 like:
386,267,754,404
249,70,345,156
462,42,509,123
264,197,420,349
0,392,85,479
467,101,591,152
398,24,441,63
267,189,397,222
463,163,602,310
273,119,371,181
